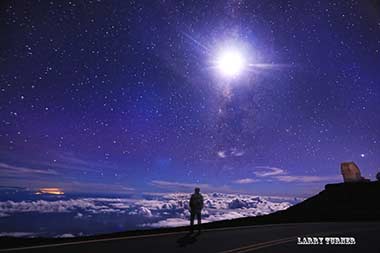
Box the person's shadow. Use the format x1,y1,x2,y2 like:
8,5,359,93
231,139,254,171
176,231,201,247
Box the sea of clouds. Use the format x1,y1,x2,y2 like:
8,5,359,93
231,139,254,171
0,193,300,237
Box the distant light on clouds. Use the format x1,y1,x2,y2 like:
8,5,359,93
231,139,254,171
35,188,64,195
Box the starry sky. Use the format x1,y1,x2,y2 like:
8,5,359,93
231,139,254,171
1,0,379,197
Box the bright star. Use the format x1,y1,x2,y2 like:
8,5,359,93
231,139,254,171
215,48,246,78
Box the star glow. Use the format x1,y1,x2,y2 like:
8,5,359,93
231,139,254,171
215,48,246,78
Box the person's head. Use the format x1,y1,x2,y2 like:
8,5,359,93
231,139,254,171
194,187,200,193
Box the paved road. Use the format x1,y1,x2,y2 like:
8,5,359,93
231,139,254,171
1,222,380,253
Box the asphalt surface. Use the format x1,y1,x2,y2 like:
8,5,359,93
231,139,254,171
1,222,380,253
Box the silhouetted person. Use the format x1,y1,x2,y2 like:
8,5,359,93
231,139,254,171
189,187,204,233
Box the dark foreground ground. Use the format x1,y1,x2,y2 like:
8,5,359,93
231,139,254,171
1,222,380,253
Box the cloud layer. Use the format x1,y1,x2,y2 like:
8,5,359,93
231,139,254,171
247,166,340,184
0,192,296,237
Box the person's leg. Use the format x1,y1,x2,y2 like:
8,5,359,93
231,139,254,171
197,212,201,231
190,212,195,232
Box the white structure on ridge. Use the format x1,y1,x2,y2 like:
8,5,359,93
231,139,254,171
341,162,369,183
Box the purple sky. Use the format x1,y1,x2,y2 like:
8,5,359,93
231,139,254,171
1,1,379,197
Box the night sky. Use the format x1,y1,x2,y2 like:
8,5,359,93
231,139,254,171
1,0,379,197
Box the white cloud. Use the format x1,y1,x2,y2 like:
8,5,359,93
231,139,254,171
150,180,233,193
0,162,59,175
275,175,341,183
217,149,244,159
74,212,84,218
56,233,75,238
141,192,292,228
151,180,210,191
252,166,340,184
0,199,96,214
231,148,245,157
0,193,295,235
217,151,226,158
254,167,286,177
233,151,245,156
0,232,38,238
142,218,189,228
129,206,153,217
233,178,257,184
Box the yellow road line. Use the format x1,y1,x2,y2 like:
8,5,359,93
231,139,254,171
218,236,296,253
0,231,188,252
236,238,295,253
